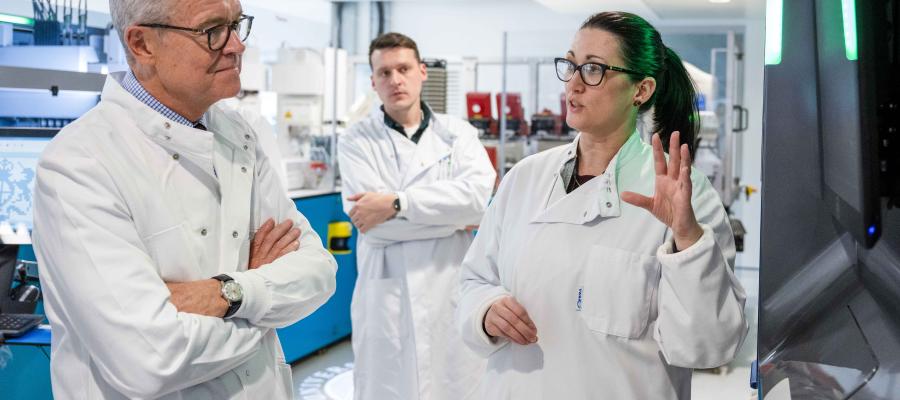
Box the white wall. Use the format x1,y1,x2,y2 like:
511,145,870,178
243,4,331,63
390,1,585,60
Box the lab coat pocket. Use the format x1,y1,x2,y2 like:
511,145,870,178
143,223,199,282
581,245,660,339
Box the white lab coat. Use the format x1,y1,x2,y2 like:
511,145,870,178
218,98,286,189
457,132,748,400
32,72,337,399
338,108,496,400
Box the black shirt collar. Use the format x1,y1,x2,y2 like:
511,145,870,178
382,101,432,144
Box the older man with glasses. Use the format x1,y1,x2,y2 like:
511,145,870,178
31,0,337,399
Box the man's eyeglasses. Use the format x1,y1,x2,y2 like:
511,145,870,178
138,14,254,52
554,57,646,86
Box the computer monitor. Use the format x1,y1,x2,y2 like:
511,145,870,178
0,128,56,232
814,0,893,248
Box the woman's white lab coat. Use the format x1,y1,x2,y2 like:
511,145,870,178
456,132,748,400
32,73,337,399
338,108,495,400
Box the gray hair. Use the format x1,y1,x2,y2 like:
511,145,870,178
109,0,172,61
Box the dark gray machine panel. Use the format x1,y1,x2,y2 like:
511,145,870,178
760,0,900,398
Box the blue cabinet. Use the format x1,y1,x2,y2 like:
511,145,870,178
277,193,357,363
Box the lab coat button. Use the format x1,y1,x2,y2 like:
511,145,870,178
200,228,208,236
241,166,247,173
172,153,180,160
244,134,251,140
606,202,612,208
232,231,239,238
243,144,249,151
164,122,171,129
164,135,171,140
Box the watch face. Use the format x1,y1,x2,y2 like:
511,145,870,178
222,281,243,302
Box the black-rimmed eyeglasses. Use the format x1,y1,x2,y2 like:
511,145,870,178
138,14,254,51
554,57,646,86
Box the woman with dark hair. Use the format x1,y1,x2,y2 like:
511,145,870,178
456,11,747,399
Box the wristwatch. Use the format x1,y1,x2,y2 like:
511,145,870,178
392,195,402,212
213,274,243,319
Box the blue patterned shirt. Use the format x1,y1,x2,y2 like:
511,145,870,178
121,70,208,128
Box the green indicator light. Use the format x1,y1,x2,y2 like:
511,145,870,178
765,0,783,65
0,13,34,26
841,0,858,60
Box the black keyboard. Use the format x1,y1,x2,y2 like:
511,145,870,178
0,314,43,337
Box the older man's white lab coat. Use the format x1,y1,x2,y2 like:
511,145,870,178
338,108,495,400
33,73,337,399
457,132,748,400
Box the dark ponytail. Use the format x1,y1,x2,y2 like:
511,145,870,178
580,12,699,156
653,47,699,155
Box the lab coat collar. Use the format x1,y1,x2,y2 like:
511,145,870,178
557,130,643,177
207,102,258,153
120,69,209,129
532,130,643,224
102,73,254,181
372,107,453,187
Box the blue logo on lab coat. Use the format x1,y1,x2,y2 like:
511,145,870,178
576,287,583,311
